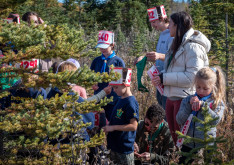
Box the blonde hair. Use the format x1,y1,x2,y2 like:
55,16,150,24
57,62,77,72
194,66,226,110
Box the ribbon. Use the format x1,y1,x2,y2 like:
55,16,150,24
148,122,164,152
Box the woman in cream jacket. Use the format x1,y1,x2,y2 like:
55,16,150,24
152,11,210,144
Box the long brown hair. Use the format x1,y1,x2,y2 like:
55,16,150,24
194,67,226,110
170,11,193,56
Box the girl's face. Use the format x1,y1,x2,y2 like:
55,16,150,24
100,46,113,57
196,79,213,98
169,19,177,37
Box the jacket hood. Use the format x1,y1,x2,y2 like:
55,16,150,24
182,28,211,53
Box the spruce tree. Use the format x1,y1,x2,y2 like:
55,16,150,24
0,20,119,164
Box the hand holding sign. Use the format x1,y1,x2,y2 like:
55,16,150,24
152,76,161,86
147,65,164,95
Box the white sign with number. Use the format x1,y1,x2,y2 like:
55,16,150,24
109,67,123,86
147,65,164,95
176,114,193,148
147,7,158,22
124,69,132,86
3,18,13,24
160,5,167,18
97,30,114,45
109,67,132,86
19,59,39,73
147,5,167,22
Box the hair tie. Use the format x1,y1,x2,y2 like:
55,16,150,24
210,67,217,73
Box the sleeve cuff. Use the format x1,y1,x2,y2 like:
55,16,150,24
150,153,156,161
159,73,163,84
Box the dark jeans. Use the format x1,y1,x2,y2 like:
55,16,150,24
156,90,167,110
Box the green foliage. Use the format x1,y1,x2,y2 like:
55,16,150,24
176,103,226,164
189,0,234,105
189,0,234,66
0,21,96,62
0,17,119,163
16,0,68,25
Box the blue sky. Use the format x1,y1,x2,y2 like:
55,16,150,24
58,0,188,3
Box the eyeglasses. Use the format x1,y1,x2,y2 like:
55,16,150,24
144,119,152,127
144,122,150,126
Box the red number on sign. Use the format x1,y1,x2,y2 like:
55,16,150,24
98,33,105,41
34,60,38,68
30,61,34,67
24,61,29,68
148,11,154,19
20,61,23,67
104,34,109,41
98,33,102,41
162,8,166,15
128,73,132,83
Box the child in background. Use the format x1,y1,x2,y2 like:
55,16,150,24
135,5,173,110
22,12,52,72
48,59,112,143
22,12,44,26
91,30,125,128
103,67,139,165
56,58,87,98
54,58,112,102
176,67,226,164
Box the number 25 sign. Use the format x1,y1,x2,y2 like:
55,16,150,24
97,30,114,45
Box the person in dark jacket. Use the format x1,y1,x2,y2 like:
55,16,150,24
134,104,174,165
0,79,47,110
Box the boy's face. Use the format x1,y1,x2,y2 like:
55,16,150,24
100,46,113,56
29,15,39,25
151,20,165,31
112,85,126,97
144,117,161,133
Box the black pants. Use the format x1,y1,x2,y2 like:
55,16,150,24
179,145,195,164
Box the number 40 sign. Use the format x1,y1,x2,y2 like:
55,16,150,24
97,30,114,45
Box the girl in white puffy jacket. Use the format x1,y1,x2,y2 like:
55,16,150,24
152,11,210,144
